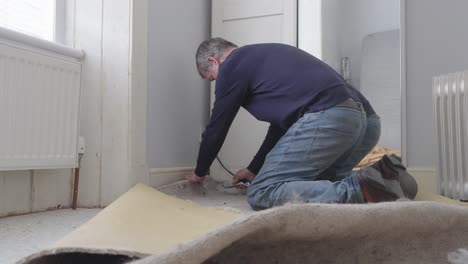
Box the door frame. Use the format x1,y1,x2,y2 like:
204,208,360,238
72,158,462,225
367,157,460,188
400,0,407,165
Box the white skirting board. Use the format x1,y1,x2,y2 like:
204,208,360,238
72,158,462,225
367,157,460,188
149,167,438,194
149,167,194,188
408,167,437,194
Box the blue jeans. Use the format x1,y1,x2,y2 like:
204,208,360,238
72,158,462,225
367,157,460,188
327,113,381,181
247,103,381,210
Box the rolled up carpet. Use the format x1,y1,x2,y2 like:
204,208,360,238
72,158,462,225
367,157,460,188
19,182,468,264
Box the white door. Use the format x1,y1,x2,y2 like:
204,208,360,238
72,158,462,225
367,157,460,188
210,0,297,182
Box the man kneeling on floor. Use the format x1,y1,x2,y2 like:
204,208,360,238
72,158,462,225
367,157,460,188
185,38,418,210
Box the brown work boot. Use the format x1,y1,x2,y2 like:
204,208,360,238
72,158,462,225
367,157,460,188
357,155,406,203
371,154,418,200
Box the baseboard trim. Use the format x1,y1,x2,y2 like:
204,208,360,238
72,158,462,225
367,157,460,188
149,166,439,193
407,167,438,194
149,167,194,188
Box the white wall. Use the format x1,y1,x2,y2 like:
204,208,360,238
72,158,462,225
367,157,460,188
304,0,399,87
339,0,400,88
298,0,341,68
71,0,103,207
405,0,468,168
74,0,149,206
298,0,322,58
360,29,401,150
146,0,211,168
320,0,341,71
299,0,401,152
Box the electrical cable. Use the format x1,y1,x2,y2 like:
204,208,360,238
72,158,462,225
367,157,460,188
216,155,235,176
200,132,248,183
216,155,250,185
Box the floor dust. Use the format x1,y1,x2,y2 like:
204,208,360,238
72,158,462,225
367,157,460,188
156,178,254,214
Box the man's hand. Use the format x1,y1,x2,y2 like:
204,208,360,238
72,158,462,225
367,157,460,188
185,172,206,183
232,168,255,189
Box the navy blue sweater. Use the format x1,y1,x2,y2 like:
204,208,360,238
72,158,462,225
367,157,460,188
195,43,374,176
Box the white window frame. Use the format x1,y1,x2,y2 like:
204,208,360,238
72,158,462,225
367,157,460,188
298,0,322,59
54,0,66,44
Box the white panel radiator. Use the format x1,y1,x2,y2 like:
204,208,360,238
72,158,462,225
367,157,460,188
433,71,468,201
0,29,83,170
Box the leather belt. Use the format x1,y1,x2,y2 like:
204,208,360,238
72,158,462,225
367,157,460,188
335,98,362,109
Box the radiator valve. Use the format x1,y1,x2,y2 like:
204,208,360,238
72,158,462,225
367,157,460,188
78,136,85,154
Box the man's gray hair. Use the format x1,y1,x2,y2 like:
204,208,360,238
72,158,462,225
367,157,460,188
196,37,238,76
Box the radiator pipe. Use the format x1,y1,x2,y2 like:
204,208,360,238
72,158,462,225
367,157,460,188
72,154,83,210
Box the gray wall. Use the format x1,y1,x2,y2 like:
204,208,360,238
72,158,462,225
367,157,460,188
147,0,211,168
339,0,400,88
321,0,341,71
301,0,400,88
301,1,400,151
405,0,468,168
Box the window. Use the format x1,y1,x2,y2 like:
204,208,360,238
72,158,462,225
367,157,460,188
0,0,56,41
